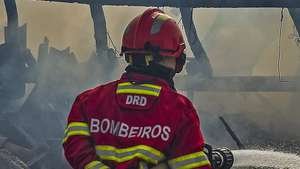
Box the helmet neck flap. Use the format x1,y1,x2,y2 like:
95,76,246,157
125,62,176,90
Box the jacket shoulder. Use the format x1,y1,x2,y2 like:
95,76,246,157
165,89,200,121
76,80,118,103
163,89,195,111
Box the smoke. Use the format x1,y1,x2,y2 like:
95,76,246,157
0,1,148,62
187,8,300,148
233,149,300,168
15,0,95,61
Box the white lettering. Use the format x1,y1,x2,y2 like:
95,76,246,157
151,125,162,138
126,95,133,104
90,118,100,133
118,123,129,137
100,118,110,133
128,126,139,138
133,95,139,105
125,95,147,106
89,118,171,141
110,120,120,135
137,127,143,137
140,96,147,106
141,126,152,139
161,126,171,141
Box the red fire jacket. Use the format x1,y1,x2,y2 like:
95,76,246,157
63,72,211,169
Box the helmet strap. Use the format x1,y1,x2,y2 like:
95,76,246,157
145,54,153,66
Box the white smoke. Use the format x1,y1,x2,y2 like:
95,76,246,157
233,149,300,169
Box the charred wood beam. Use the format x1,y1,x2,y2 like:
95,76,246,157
219,116,245,149
90,4,108,55
175,76,300,91
4,0,28,48
4,0,22,45
4,0,18,28
180,8,213,77
39,0,300,8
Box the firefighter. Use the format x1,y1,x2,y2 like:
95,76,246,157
63,8,211,169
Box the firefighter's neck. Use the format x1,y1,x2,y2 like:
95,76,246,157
125,63,176,90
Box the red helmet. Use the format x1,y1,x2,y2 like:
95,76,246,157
121,8,186,59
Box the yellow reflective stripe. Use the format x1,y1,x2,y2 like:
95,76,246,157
84,160,109,169
84,161,100,169
116,89,159,97
156,13,172,21
118,82,132,86
118,82,161,90
67,131,90,137
65,122,89,133
117,82,162,96
100,152,157,164
176,161,210,169
95,145,165,165
63,122,90,143
169,151,206,164
168,151,210,169
68,122,89,127
97,145,164,158
63,130,90,143
145,55,153,66
151,14,172,34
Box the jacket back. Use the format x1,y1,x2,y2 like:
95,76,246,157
63,72,210,169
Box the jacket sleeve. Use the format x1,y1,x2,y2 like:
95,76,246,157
63,94,109,169
167,109,211,169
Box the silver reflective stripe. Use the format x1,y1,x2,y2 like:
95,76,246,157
150,14,171,34
96,149,162,162
117,85,161,93
151,18,165,34
169,156,208,169
67,126,89,132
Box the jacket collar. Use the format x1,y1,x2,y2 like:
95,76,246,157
119,72,174,91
